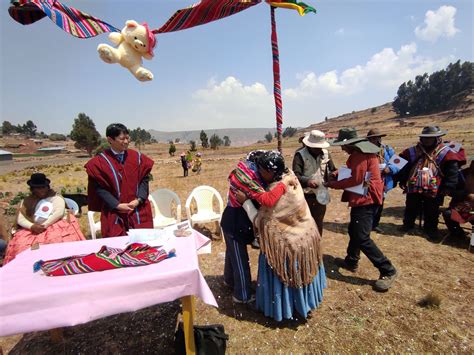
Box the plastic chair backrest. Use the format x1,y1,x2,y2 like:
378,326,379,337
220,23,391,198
64,198,79,216
87,210,101,239
149,188,181,221
185,185,224,216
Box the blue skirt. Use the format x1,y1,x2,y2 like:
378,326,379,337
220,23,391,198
256,253,326,321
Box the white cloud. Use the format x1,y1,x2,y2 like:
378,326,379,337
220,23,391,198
415,5,459,42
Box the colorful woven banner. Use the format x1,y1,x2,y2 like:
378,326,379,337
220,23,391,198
267,0,316,16
9,0,119,38
270,6,283,136
34,243,174,276
155,0,261,34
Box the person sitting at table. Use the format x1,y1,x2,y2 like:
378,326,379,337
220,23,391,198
237,151,326,321
4,173,86,264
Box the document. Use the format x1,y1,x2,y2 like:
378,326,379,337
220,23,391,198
34,199,53,223
345,172,371,196
337,167,352,181
388,154,408,170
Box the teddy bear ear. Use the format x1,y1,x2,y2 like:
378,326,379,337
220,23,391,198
125,20,138,28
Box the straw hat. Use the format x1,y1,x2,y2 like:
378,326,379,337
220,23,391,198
302,130,330,148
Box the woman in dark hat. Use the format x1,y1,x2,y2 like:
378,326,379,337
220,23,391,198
237,151,326,321
4,173,85,264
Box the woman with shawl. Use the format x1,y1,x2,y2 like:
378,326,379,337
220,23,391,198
4,173,86,264
237,151,326,321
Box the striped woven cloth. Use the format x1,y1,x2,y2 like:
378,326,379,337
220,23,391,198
227,160,265,207
8,0,119,38
155,0,261,34
267,0,316,16
33,243,174,276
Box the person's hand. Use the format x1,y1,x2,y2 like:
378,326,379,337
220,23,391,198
127,199,140,210
382,167,391,175
283,175,298,189
31,223,46,234
116,203,133,213
235,189,248,204
466,193,474,203
307,179,319,189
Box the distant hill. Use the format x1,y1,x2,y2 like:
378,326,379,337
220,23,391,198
148,128,277,146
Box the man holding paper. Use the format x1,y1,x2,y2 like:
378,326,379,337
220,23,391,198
326,128,398,292
366,128,401,233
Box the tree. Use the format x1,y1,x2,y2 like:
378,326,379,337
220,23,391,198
325,116,328,122
169,142,176,156
371,107,377,114
223,136,231,147
1,121,15,135
209,134,223,150
70,113,101,156
49,133,67,141
22,120,37,137
282,127,297,138
200,130,209,148
174,138,180,143
264,131,273,143
129,127,151,144
189,140,197,151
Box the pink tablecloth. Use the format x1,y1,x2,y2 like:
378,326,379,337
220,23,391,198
0,231,217,337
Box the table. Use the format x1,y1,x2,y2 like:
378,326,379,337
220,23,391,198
0,231,217,354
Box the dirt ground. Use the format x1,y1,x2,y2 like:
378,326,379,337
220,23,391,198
0,102,473,353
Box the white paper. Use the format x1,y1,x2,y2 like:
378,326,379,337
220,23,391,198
446,142,461,153
127,228,170,247
388,154,408,170
337,167,352,181
344,172,371,196
379,163,387,170
34,200,53,223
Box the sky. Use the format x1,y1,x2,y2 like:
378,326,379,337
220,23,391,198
0,0,472,135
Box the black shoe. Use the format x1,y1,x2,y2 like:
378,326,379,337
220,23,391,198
372,226,384,234
424,228,441,241
374,269,398,292
398,225,414,235
334,258,358,272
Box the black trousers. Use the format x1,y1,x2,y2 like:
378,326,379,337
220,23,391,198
372,198,385,229
304,193,326,237
403,193,443,232
346,204,396,276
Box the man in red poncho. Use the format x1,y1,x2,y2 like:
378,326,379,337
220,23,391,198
85,123,154,237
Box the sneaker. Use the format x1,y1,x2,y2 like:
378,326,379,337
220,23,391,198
373,269,398,292
334,258,358,272
372,226,384,234
232,294,256,304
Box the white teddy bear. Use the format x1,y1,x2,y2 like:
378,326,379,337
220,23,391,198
97,20,156,82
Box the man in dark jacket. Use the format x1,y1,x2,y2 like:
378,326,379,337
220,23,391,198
398,126,466,240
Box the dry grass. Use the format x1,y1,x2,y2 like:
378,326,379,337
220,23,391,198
0,101,473,353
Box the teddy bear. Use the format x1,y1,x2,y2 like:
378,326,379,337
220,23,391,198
97,20,156,82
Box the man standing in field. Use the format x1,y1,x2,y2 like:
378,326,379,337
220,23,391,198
85,123,154,237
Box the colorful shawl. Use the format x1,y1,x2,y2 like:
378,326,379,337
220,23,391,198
228,160,265,207
33,243,174,276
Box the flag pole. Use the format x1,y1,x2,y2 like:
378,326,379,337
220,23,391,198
270,6,283,152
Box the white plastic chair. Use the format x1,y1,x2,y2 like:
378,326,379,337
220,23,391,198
185,185,224,236
64,198,80,216
87,211,101,239
148,189,182,228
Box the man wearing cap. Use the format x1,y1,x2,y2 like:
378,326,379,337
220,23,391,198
85,123,154,238
292,130,336,236
326,128,398,292
366,128,400,233
398,126,465,239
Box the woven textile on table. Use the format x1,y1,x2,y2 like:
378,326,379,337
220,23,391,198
34,243,174,276
9,0,119,37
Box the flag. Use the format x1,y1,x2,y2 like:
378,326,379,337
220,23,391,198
267,0,316,16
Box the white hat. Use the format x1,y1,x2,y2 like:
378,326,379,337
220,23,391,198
302,130,330,148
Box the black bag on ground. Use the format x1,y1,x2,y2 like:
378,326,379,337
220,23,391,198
174,322,229,355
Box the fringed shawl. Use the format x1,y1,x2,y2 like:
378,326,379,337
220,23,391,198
255,172,323,288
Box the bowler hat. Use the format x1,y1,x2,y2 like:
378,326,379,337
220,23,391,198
366,128,387,138
302,130,330,148
331,128,366,146
27,173,50,188
418,126,447,137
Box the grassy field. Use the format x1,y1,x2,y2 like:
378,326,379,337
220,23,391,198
0,100,473,353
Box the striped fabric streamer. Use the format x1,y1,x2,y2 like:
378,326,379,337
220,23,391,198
266,0,316,16
228,160,265,207
8,0,119,38
155,0,261,34
270,6,283,136
34,243,174,276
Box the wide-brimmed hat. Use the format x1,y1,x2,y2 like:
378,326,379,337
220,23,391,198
331,128,366,146
352,140,381,154
366,128,387,138
27,173,50,188
418,126,447,137
302,130,330,148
